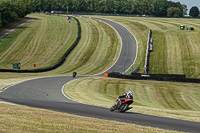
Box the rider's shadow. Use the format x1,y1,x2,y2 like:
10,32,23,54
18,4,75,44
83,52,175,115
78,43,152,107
124,111,140,114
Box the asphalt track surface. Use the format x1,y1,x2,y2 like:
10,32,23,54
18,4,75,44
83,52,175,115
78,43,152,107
0,17,200,132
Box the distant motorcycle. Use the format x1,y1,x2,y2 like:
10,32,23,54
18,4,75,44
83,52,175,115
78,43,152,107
72,71,77,78
110,98,133,113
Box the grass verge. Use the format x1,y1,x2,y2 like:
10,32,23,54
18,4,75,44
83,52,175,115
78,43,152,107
64,77,200,122
0,103,182,133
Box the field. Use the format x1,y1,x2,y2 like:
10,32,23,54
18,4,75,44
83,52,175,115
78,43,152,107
93,16,200,78
0,14,200,132
64,77,200,122
47,16,121,75
0,14,78,70
0,103,181,133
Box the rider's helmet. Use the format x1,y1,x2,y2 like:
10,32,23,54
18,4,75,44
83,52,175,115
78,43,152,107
127,91,133,99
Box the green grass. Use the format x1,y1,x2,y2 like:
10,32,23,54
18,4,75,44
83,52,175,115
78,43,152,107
0,14,78,70
0,103,182,133
2,15,200,77
0,14,120,75
64,77,200,122
42,16,121,75
90,16,200,78
0,15,120,88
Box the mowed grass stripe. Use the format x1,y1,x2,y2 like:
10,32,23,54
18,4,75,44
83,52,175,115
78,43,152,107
47,17,120,75
47,17,99,74
64,77,200,122
28,15,78,69
21,17,47,66
150,31,168,74
0,14,77,70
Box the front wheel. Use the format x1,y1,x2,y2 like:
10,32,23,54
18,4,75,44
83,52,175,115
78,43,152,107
110,106,116,112
119,103,129,113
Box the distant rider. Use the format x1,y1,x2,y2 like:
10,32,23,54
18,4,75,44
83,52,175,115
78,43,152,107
73,71,77,78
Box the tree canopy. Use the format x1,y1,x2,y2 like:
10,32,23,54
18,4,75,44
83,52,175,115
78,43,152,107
189,6,200,17
0,0,187,27
33,0,186,17
0,0,34,27
167,7,181,18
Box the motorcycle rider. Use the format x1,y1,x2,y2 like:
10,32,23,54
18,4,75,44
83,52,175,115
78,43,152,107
115,91,133,109
73,70,77,78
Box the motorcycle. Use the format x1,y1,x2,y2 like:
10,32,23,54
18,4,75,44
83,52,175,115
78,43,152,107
110,98,133,113
73,73,76,78
72,71,77,78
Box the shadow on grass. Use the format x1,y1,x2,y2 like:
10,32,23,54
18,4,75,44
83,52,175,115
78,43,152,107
0,35,13,40
16,26,31,29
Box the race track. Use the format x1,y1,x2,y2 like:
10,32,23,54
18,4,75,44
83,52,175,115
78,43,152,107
0,17,200,132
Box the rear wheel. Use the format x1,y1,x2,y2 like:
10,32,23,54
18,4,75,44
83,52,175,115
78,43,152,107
119,103,129,113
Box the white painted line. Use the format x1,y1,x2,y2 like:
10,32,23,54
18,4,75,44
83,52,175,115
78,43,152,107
91,17,138,75
0,99,18,105
61,77,110,109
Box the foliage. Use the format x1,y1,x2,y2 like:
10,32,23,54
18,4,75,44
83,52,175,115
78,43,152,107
0,0,187,27
0,13,2,27
0,0,34,27
182,4,188,15
167,7,181,18
33,0,185,17
189,6,200,17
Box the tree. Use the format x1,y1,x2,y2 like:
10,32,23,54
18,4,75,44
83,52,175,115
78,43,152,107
0,13,2,27
189,6,199,17
33,0,42,12
167,7,181,18
151,0,168,17
182,4,187,16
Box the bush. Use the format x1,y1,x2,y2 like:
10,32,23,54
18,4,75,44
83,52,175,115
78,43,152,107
0,13,2,27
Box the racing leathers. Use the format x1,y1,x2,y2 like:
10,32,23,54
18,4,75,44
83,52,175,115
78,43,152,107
115,92,133,108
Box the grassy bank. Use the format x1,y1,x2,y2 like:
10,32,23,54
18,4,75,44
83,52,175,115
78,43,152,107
64,77,200,122
91,16,200,78
0,13,78,70
0,103,181,133
42,16,121,75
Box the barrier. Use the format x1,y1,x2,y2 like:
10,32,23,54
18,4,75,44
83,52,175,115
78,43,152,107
144,29,152,74
107,72,200,83
0,17,81,73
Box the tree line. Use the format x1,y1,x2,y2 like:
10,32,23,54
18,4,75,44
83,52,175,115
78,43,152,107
0,0,34,27
0,0,192,28
34,0,186,17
